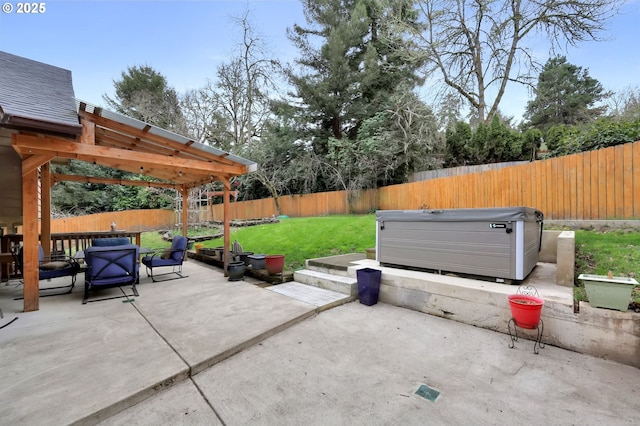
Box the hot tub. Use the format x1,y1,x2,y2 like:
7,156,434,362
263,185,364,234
376,207,544,282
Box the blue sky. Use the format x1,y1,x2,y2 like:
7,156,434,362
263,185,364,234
0,0,638,122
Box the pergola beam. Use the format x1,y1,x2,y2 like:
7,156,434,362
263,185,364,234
52,173,183,189
20,153,56,176
13,134,246,181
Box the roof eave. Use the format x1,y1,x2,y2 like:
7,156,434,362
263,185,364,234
1,113,82,137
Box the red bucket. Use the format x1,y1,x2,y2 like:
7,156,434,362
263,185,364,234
508,294,544,329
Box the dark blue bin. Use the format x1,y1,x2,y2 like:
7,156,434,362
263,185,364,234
356,268,382,306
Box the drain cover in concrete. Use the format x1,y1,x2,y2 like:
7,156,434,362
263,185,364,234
415,383,440,402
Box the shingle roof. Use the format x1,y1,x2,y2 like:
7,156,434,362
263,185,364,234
0,51,81,134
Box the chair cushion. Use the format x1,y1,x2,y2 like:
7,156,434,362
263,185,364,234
92,237,131,247
169,236,188,261
40,261,71,270
89,275,135,287
142,257,182,267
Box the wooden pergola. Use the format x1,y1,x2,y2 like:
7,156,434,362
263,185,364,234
11,101,257,312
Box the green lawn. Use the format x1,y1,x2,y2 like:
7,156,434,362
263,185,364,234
141,215,639,307
142,214,377,271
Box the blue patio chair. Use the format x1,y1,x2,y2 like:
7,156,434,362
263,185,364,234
141,235,188,282
83,244,139,304
13,244,80,299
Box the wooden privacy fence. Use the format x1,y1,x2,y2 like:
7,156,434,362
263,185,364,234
210,141,639,221
48,141,640,231
380,141,639,219
50,209,175,234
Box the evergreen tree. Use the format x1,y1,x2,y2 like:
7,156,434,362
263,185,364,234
104,65,184,131
470,122,488,163
284,0,429,191
485,115,511,162
522,128,543,161
525,56,607,132
445,121,472,167
286,0,425,151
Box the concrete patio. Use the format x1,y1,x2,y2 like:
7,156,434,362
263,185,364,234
0,259,638,425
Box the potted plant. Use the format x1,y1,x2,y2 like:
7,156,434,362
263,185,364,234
578,273,639,311
265,254,285,275
508,294,544,328
238,251,254,266
214,246,225,260
227,261,246,281
247,254,266,270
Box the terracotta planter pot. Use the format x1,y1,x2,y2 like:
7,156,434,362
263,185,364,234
265,254,285,275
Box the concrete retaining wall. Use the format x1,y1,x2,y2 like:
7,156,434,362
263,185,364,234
346,229,638,368
539,230,575,287
350,264,640,368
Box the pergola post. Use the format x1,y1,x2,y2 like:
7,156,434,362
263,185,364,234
222,178,231,277
181,187,189,237
41,163,51,257
21,166,39,312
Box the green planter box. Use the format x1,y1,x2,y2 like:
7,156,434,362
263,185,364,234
578,274,638,311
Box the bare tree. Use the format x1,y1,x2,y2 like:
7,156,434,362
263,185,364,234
218,12,280,152
400,0,622,124
607,85,640,121
387,89,442,173
180,83,228,145
180,11,280,154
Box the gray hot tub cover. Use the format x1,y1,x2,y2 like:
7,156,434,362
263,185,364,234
376,207,543,223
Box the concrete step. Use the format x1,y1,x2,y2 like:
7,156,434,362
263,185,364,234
266,282,353,312
293,269,358,297
305,253,367,277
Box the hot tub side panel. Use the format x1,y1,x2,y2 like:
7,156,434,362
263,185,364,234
522,219,542,279
377,220,517,279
